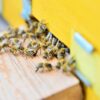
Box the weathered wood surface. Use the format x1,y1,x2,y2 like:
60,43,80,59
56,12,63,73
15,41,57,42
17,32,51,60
0,53,82,100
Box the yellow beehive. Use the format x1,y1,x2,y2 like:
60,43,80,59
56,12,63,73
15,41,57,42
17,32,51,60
3,0,100,99
32,0,100,100
32,0,100,53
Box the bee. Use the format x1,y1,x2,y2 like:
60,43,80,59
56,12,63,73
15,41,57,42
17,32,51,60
67,57,76,68
9,47,18,55
24,48,37,57
9,38,24,54
24,41,40,57
27,32,36,40
25,15,38,28
5,27,17,39
42,39,61,60
35,62,52,72
28,21,38,33
0,39,9,52
42,42,51,50
48,40,62,57
57,48,66,59
0,34,6,42
42,32,52,42
7,26,13,34
35,21,47,38
43,45,54,60
56,59,68,72
51,40,60,56
10,44,24,55
43,51,53,60
43,40,61,59
52,37,57,46
40,39,52,50
9,44,24,55
38,32,52,50
9,38,19,46
56,62,61,69
44,63,53,71
17,26,28,39
28,41,40,50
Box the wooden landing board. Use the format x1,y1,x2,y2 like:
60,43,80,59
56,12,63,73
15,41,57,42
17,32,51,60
0,53,80,100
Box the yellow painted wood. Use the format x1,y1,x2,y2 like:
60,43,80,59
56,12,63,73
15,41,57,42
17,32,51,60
0,53,81,100
32,0,100,53
71,35,100,99
3,0,25,27
3,0,100,99
32,0,73,46
32,0,100,97
86,87,100,100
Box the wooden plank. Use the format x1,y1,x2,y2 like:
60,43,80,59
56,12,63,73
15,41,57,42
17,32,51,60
0,53,82,100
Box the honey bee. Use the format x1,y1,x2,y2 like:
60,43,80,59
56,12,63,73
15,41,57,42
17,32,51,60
40,39,52,50
0,34,5,42
44,63,53,71
9,38,19,46
27,32,36,40
35,62,52,72
51,40,60,56
43,40,61,59
43,45,54,60
35,21,47,38
67,57,76,68
24,48,37,57
57,48,66,59
56,59,67,72
28,21,38,33
0,39,9,52
43,51,53,60
43,41,52,50
46,32,52,40
9,47,18,55
9,38,24,54
35,32,52,51
17,26,27,39
56,62,61,69
25,15,38,28
52,37,57,46
7,26,13,34
5,27,17,39
55,40,62,49
24,41,40,57
42,39,61,60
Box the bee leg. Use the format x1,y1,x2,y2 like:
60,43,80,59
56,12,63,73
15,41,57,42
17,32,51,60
35,67,40,72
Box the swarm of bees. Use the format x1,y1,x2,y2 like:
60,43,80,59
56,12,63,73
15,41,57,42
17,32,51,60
0,15,75,73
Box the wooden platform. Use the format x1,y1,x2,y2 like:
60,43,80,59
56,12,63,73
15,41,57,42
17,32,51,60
0,53,83,100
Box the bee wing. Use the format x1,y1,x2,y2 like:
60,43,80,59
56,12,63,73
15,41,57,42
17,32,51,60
46,32,51,40
49,33,52,42
52,37,57,46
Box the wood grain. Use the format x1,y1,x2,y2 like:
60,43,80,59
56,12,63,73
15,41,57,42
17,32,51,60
0,53,82,100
